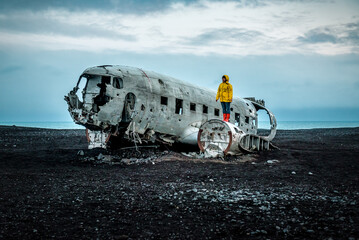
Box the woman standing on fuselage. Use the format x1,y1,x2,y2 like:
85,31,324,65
216,75,233,122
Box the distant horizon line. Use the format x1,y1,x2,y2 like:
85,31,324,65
1,120,359,123
1,121,359,130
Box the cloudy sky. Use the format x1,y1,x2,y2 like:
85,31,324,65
0,0,359,122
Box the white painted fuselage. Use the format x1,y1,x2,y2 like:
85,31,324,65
65,65,276,149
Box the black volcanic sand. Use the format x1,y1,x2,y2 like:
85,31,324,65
0,126,358,239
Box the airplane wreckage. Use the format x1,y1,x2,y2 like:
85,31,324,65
65,65,277,157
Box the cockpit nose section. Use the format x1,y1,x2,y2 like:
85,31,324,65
65,72,134,129
75,74,123,112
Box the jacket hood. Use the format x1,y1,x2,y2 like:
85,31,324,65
223,74,229,82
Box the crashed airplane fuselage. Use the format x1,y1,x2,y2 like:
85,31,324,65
65,65,277,154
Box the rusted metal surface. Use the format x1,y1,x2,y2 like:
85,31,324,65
65,65,277,152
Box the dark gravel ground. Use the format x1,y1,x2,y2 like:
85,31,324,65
0,125,358,239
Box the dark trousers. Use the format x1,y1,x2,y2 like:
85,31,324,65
221,102,231,114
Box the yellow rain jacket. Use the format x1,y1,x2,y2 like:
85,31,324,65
216,81,233,102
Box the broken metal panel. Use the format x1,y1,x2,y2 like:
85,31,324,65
86,129,111,149
66,89,82,109
97,98,124,125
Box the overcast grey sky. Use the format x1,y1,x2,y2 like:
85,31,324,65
0,0,359,122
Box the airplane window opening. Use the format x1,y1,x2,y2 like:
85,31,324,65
245,116,249,124
84,75,101,92
113,77,123,89
214,108,219,116
190,103,196,111
175,99,183,115
76,76,87,102
230,107,233,112
161,96,168,105
235,113,240,125
102,76,111,84
257,110,272,134
203,105,208,114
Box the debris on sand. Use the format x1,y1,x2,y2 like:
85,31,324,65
77,148,262,166
77,150,84,156
77,148,170,165
1,126,359,239
267,159,280,164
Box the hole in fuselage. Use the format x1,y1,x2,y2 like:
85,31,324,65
175,98,183,115
121,92,136,123
93,76,111,111
257,110,272,136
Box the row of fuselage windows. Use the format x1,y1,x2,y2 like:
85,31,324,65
108,77,249,125
161,96,248,125
162,96,218,116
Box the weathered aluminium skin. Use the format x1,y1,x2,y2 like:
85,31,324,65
65,65,277,152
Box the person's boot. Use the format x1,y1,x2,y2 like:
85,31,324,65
223,114,227,121
227,114,230,122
